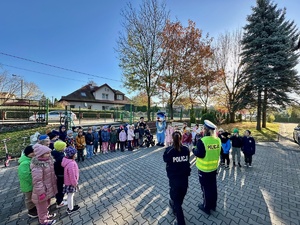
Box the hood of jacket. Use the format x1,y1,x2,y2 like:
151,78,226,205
62,157,73,168
33,144,51,158
18,154,31,164
30,156,53,169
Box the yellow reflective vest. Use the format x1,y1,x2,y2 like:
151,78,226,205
196,136,221,172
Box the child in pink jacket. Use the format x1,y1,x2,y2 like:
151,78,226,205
119,127,127,152
165,124,174,147
31,144,57,225
127,125,135,151
62,146,80,215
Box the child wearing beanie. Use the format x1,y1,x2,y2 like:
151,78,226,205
18,145,37,218
31,144,57,225
52,141,68,208
230,128,243,167
65,130,75,148
62,147,80,214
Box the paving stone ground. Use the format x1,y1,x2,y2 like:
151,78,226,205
0,123,300,225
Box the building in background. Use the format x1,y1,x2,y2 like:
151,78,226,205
59,83,129,110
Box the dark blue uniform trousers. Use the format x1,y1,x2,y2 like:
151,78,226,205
198,170,217,211
169,178,188,225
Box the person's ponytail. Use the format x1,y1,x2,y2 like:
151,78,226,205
172,131,182,152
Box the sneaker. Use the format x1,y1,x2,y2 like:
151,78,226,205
67,205,80,215
238,163,242,167
40,220,56,225
28,207,38,218
225,165,229,169
244,164,248,167
47,213,56,219
56,200,68,209
249,165,252,168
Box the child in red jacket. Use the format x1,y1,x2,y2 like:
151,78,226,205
62,147,80,215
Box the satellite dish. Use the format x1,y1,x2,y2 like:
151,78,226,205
84,102,88,107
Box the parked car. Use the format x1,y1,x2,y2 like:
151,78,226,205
29,111,77,122
293,123,300,144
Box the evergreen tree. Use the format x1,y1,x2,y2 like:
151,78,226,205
241,0,300,130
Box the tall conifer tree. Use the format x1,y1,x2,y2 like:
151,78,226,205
241,0,300,130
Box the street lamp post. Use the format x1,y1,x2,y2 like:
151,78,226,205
12,74,24,99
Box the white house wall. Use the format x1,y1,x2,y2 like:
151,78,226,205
93,86,114,101
69,101,118,110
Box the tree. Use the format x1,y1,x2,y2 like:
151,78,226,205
131,91,149,106
22,81,43,100
160,20,211,119
214,29,246,123
195,57,222,112
0,70,19,104
180,30,217,113
0,70,43,104
241,0,300,130
117,0,168,121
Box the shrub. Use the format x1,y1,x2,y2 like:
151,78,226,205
190,107,196,123
267,114,275,123
200,113,217,124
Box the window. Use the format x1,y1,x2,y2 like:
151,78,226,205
102,93,108,99
70,105,75,109
81,92,86,97
116,94,123,100
102,106,109,110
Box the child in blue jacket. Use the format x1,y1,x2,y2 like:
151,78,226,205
242,130,256,167
221,132,231,169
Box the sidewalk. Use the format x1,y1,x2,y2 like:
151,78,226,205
0,126,299,224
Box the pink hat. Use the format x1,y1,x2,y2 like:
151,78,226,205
33,144,51,158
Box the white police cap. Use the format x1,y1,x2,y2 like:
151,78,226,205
204,120,217,130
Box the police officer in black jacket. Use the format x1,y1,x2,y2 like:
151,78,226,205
163,131,191,225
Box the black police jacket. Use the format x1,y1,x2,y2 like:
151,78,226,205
163,145,191,180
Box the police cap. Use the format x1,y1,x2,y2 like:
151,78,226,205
204,120,217,130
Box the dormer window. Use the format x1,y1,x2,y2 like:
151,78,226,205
116,94,123,100
81,92,86,97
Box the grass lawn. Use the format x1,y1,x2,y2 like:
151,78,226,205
220,122,280,142
0,125,56,158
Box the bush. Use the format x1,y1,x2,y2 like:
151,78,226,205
267,114,275,123
190,107,196,123
200,113,217,124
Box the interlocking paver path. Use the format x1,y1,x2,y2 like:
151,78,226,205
0,123,300,225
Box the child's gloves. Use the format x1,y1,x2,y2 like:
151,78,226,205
39,193,46,201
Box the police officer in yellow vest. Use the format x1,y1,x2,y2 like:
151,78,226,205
192,120,221,215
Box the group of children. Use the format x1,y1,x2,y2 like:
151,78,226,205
16,121,155,225
17,121,255,225
18,133,80,225
165,122,256,168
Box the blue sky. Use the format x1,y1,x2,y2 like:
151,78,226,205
0,0,299,101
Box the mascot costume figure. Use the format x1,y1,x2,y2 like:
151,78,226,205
156,112,166,146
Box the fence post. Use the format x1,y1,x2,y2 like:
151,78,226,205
79,106,81,125
46,99,49,124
